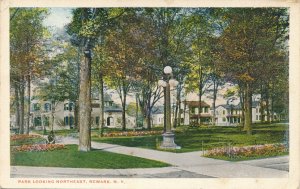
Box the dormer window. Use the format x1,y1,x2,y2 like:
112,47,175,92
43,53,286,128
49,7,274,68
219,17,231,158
44,103,51,112
64,102,74,111
64,103,69,110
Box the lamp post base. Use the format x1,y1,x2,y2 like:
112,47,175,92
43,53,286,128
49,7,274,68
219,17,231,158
160,132,181,149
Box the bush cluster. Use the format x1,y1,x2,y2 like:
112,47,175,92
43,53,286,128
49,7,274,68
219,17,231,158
205,143,288,159
102,130,163,137
10,134,42,141
12,144,65,152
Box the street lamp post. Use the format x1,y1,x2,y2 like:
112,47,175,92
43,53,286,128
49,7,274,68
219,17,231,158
158,66,180,149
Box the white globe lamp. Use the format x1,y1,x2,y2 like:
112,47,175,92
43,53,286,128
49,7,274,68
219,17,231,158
163,66,172,75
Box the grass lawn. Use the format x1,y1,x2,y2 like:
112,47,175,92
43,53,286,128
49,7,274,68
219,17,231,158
11,144,170,169
92,123,289,153
205,151,289,162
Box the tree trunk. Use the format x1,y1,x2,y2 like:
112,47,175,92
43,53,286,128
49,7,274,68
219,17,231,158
271,83,275,122
183,100,186,126
99,74,105,136
19,80,25,134
135,94,139,129
25,75,31,134
173,90,178,128
146,111,151,131
243,83,252,135
78,53,92,152
198,67,203,125
74,101,79,131
239,86,245,128
212,79,217,126
198,90,202,126
122,98,126,131
260,83,264,123
51,103,55,132
265,85,271,123
14,83,20,133
176,87,181,127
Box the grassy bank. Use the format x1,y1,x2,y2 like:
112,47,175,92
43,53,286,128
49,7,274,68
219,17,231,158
11,144,170,169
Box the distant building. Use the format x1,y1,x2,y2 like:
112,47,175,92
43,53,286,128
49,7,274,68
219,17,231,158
214,104,242,126
91,94,135,128
151,106,164,126
183,101,211,125
27,93,135,131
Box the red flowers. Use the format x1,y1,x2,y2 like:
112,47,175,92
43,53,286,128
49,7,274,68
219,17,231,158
205,143,288,158
12,144,65,152
102,130,163,137
10,134,41,141
11,134,65,152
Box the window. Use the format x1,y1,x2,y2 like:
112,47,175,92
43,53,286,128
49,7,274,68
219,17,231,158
204,107,208,113
33,103,41,111
70,116,74,126
64,103,69,111
256,115,259,120
69,103,74,111
223,110,225,115
222,118,226,122
34,117,41,126
44,103,51,112
96,116,99,125
64,116,69,125
191,108,195,114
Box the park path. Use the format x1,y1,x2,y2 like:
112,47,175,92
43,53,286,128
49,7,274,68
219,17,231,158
11,136,289,178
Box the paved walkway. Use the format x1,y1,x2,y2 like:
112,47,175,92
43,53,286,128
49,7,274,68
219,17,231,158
11,136,289,178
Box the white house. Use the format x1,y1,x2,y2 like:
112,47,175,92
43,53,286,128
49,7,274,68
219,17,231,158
214,104,242,126
25,93,136,131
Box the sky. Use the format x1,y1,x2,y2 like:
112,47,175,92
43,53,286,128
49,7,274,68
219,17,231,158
43,8,73,29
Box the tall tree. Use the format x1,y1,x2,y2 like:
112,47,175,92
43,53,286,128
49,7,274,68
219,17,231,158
10,8,49,134
216,8,289,134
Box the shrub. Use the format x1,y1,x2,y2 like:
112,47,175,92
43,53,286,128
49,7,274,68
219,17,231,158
10,134,42,141
101,130,163,137
12,144,65,152
204,143,288,159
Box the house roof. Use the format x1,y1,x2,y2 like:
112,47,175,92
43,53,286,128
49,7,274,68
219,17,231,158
252,101,260,108
104,107,122,112
216,103,242,110
152,106,164,114
183,101,210,107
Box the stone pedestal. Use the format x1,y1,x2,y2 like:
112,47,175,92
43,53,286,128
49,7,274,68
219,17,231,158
160,132,181,149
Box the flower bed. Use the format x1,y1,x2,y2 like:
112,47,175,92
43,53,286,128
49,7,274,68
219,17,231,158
204,143,288,160
10,134,42,141
12,144,65,152
10,134,46,146
102,130,163,137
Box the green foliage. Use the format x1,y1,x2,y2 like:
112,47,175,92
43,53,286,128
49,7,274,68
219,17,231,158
11,145,170,168
93,124,288,153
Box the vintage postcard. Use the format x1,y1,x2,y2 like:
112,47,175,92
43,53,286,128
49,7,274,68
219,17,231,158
1,0,299,188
